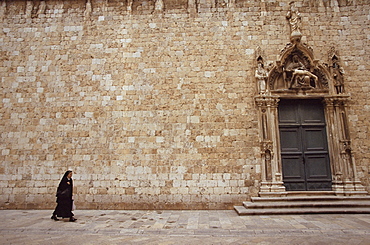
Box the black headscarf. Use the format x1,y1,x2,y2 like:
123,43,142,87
56,170,73,199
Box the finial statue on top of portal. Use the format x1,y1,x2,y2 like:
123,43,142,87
286,1,302,43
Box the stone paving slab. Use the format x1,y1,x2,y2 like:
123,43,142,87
1,210,369,244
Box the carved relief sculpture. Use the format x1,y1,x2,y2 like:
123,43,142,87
285,54,318,89
268,45,329,92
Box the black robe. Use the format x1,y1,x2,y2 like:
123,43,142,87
53,173,74,218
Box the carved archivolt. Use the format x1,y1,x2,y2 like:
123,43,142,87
267,42,330,94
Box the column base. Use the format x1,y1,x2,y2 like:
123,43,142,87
332,179,368,196
259,181,287,197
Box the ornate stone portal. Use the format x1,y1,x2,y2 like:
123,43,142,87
255,3,367,197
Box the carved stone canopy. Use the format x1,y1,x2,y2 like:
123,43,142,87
267,42,330,94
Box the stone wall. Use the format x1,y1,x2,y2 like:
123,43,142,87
0,0,369,209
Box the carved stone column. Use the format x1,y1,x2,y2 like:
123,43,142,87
323,97,343,193
255,96,286,196
323,96,367,195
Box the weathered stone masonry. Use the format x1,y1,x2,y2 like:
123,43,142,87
0,0,369,209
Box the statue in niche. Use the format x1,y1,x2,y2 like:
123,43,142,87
343,149,354,180
255,56,269,94
286,2,302,42
341,141,354,180
264,149,272,181
331,56,345,94
260,141,273,182
285,55,318,89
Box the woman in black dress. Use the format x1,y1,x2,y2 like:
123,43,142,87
51,170,77,222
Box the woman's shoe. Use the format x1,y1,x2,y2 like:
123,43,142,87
51,215,59,221
69,217,77,222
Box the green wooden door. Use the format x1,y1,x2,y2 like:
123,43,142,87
279,99,332,191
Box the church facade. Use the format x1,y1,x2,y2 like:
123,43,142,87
0,0,369,209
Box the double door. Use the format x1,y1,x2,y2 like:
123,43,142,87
279,99,332,191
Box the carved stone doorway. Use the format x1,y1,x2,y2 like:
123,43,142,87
253,37,367,197
251,2,367,198
279,99,332,191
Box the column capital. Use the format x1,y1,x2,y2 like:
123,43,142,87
255,96,280,108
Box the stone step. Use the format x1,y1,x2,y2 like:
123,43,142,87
243,200,370,209
234,194,370,215
234,206,370,215
259,191,337,197
251,195,370,202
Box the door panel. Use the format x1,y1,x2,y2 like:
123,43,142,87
305,155,331,178
303,128,328,151
281,155,306,191
279,99,332,191
301,103,325,123
282,156,305,178
279,103,299,124
280,128,301,152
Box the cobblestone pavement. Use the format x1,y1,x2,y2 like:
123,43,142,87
1,210,369,245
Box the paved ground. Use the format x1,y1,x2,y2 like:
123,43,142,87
1,210,369,245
